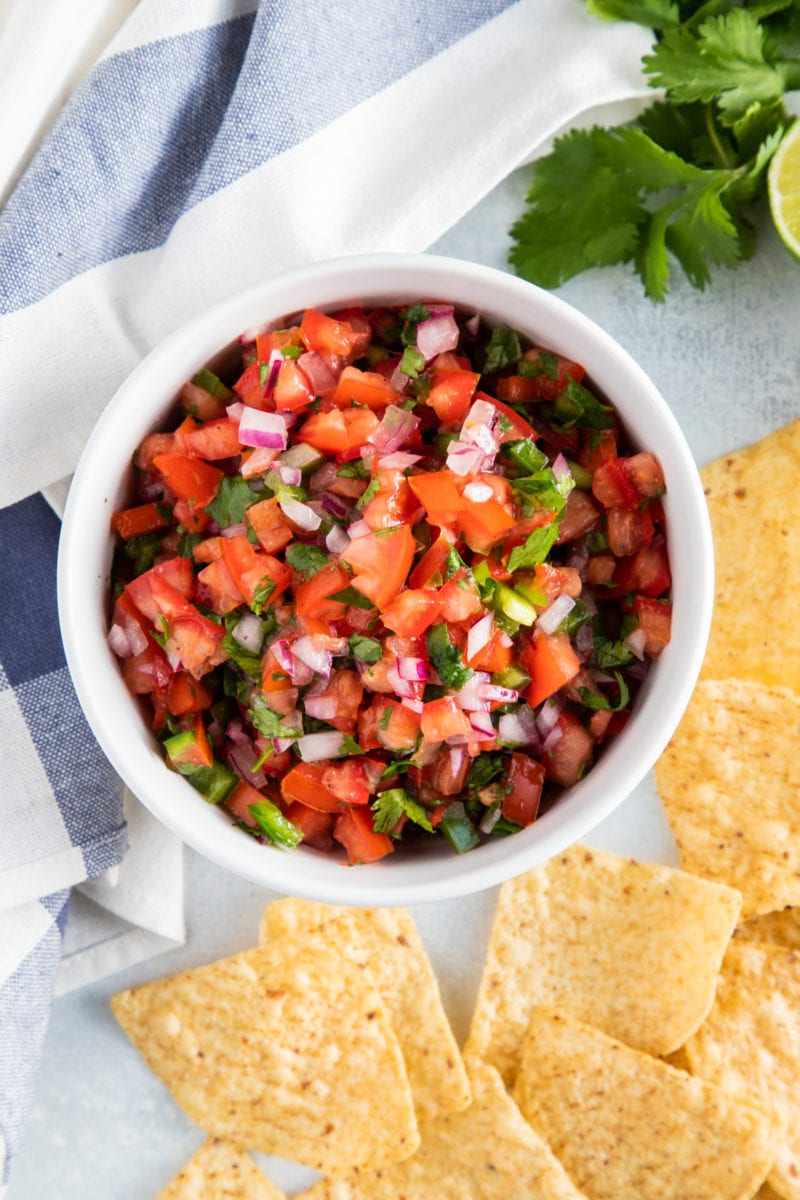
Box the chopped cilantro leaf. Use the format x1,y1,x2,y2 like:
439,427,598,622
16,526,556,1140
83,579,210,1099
281,344,304,359
481,325,522,374
357,475,381,509
339,733,365,756
507,521,561,573
286,543,329,579
579,671,631,712
192,368,233,402
329,586,375,610
426,622,474,690
252,577,276,616
150,614,169,649
349,634,382,663
552,378,614,431
518,350,559,380
444,545,468,581
371,788,433,836
205,476,259,528
121,532,162,576
593,637,636,670
379,706,394,731
249,700,299,740
337,459,369,479
468,752,506,795
400,346,426,378
222,626,262,680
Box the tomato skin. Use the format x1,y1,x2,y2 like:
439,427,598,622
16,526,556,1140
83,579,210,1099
380,589,442,638
233,361,266,406
196,557,244,615
522,632,581,709
309,669,363,733
606,506,654,558
112,502,171,540
361,469,419,531
437,573,484,624
294,562,351,620
225,779,263,828
427,369,479,425
219,535,291,609
591,457,641,510
152,453,222,507
555,489,601,543
518,348,586,399
457,494,516,551
163,672,213,716
283,801,334,852
614,544,671,598
246,497,293,554
633,595,672,656
409,534,451,589
182,417,241,461
481,395,536,442
501,753,545,826
420,746,471,797
420,696,471,742
322,759,370,806
408,472,463,525
334,805,394,864
300,308,369,359
332,366,401,410
358,698,421,753
281,763,342,813
542,712,594,786
274,360,315,411
297,407,380,454
256,326,302,361
341,525,415,611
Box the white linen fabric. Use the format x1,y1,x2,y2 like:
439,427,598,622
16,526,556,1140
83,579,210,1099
0,0,652,1187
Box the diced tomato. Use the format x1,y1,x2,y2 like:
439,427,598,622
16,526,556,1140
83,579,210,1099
300,308,370,359
481,395,536,443
283,801,334,852
342,525,415,611
121,639,173,695
625,452,665,499
523,632,581,708
111,502,171,540
173,497,211,534
408,472,463,525
126,561,193,622
164,673,213,716
255,326,302,361
457,492,516,551
225,779,264,828
409,534,451,589
281,762,342,813
591,458,641,510
294,561,352,620
531,563,583,605
233,361,266,406
182,417,241,461
420,696,471,742
195,557,244,615
135,432,175,471
579,429,617,474
606,506,654,557
172,414,199,454
296,407,380,455
333,805,394,864
152,453,223,508
309,669,364,733
220,535,291,610
427,369,479,425
164,612,226,677
614,544,671,598
633,596,672,656
246,496,293,554
501,753,545,826
274,360,315,412
542,711,594,786
518,348,586,399
586,553,617,587
332,366,401,410
380,588,442,638
437,573,484,624
322,758,370,806
260,644,295,693
166,715,214,769
361,469,419,531
466,629,513,672
555,489,601,543
358,697,421,753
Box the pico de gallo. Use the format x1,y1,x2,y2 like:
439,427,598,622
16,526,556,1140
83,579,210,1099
108,301,671,864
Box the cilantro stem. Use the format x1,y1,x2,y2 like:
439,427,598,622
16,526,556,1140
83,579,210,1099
703,105,732,171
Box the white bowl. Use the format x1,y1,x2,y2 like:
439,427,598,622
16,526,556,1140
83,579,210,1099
58,253,713,905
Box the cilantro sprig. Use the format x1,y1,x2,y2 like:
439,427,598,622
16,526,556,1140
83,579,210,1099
509,2,799,300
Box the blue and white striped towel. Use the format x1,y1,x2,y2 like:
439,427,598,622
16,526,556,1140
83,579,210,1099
0,0,651,1185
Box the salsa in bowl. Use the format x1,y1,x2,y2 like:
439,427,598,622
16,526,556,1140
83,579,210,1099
58,255,712,904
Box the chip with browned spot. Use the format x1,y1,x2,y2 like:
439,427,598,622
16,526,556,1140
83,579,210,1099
156,1138,285,1199
463,844,740,1084
735,908,800,950
513,1009,776,1200
112,936,418,1177
655,678,800,918
259,900,470,1118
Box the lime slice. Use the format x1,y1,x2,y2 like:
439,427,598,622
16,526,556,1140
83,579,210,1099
769,120,800,262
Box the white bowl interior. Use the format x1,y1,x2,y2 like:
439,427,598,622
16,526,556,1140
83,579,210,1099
58,254,713,904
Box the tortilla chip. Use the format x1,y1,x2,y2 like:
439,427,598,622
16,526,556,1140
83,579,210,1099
734,908,800,950
291,1061,588,1200
700,420,800,692
259,900,470,1118
156,1138,285,1199
463,844,741,1084
513,1009,776,1200
684,941,800,1199
655,678,800,918
112,938,418,1176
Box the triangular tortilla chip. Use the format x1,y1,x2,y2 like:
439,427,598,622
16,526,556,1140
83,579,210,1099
700,420,800,692
112,938,418,1176
684,941,800,1200
259,900,470,1118
734,908,800,950
513,1009,776,1200
464,844,741,1084
655,678,800,917
156,1138,285,1199
292,1061,588,1200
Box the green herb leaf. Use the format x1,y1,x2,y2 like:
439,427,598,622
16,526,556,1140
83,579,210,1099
329,586,375,610
192,367,234,402
121,532,162,576
552,378,615,431
439,801,480,854
400,346,426,378
205,476,259,528
426,622,474,690
222,626,262,680
252,577,276,616
357,475,381,509
349,634,383,663
481,325,522,374
579,670,631,711
507,521,561,574
468,752,506,795
337,459,369,479
249,699,299,740
585,0,679,31
371,788,434,836
593,637,636,670
286,543,329,579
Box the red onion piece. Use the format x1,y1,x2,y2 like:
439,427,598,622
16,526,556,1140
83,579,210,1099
574,622,594,661
466,612,493,663
220,522,247,538
389,361,409,392
309,461,339,493
377,452,422,471
446,441,484,477
401,697,424,714
231,611,264,653
449,745,467,776
107,623,133,658
226,401,245,422
320,492,349,519
226,740,267,790
469,711,495,736
453,672,491,712
238,408,289,450
535,696,563,737
241,446,280,478
416,311,459,360
325,525,350,554
279,496,322,531
463,481,493,503
541,723,564,752
477,683,519,704
446,730,493,745
271,639,295,676
552,453,573,485
624,626,648,660
261,349,283,398
386,664,416,699
297,351,337,395
292,635,332,677
273,463,302,488
537,593,576,635
396,656,428,681
498,707,539,747
296,731,349,762
464,313,480,336
303,695,339,721
347,519,371,540
367,405,420,454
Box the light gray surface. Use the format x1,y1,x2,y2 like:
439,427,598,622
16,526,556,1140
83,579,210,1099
9,164,800,1198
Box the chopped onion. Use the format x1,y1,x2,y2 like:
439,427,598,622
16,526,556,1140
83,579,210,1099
238,408,289,450
273,463,302,488
320,492,349,519
347,519,371,540
466,612,493,663
389,360,409,392
461,398,499,457
303,695,339,721
325,525,350,554
241,446,280,477
401,696,424,714
542,723,564,752
463,481,493,503
367,405,420,454
107,623,133,658
416,311,459,360
480,804,502,834
464,312,480,336
397,656,428,681
498,707,539,747
446,730,493,745
625,626,648,661
231,611,264,654
477,683,519,704
453,671,491,712
296,732,349,762
386,664,416,699
469,711,495,736
377,451,422,470
449,746,467,776
271,639,295,676
226,740,267,790
226,401,245,422
309,461,338,493
261,349,283,398
535,696,563,737
574,622,594,660
446,441,484,477
297,350,336,395
292,635,332,677
552,453,573,485
279,496,322,531
537,593,576,635
220,522,247,538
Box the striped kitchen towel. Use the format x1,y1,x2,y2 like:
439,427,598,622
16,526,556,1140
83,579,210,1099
0,0,652,1187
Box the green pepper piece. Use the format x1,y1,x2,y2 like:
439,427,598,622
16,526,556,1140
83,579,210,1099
192,367,234,402
174,759,239,806
248,800,303,849
492,583,538,627
440,802,481,855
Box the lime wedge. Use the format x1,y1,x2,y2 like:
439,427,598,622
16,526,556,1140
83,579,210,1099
769,120,800,262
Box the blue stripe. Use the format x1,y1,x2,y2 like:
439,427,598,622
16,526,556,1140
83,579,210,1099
0,0,515,316
0,496,63,686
